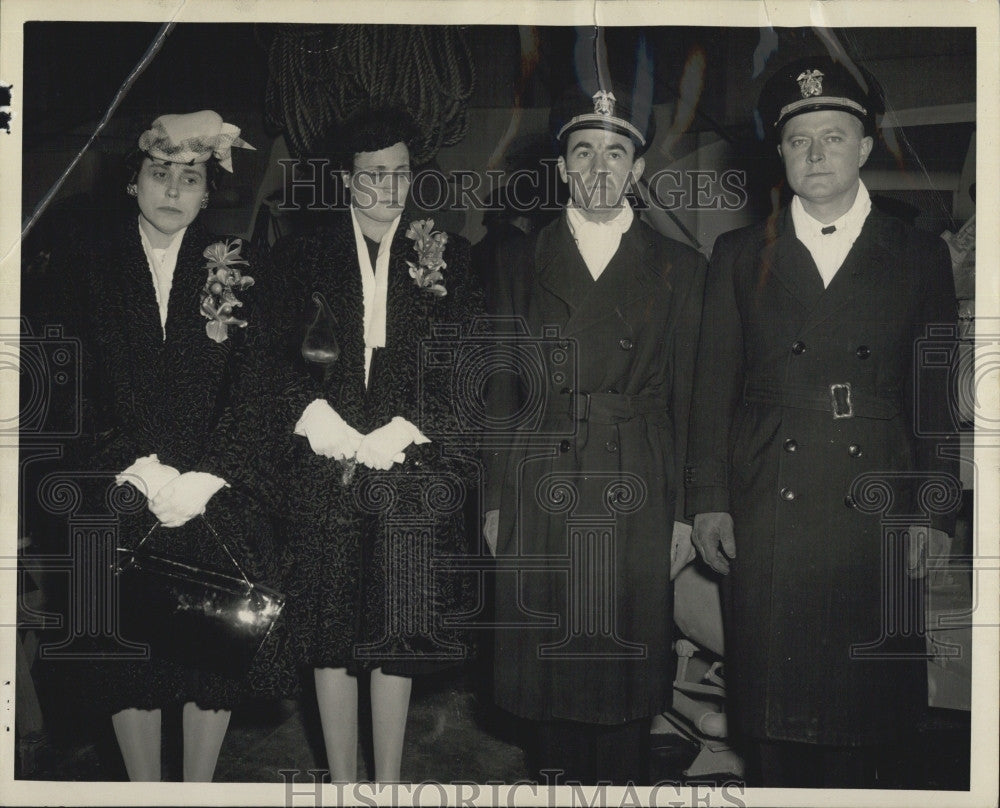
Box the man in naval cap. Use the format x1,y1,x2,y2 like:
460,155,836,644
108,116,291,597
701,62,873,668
484,78,707,784
683,55,959,787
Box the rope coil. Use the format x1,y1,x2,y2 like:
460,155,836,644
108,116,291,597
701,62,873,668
264,24,475,164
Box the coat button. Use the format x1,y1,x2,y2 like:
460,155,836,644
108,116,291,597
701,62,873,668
783,438,798,452
618,338,633,351
559,440,571,453
848,444,863,457
780,487,796,501
791,341,806,355
559,341,570,350
553,372,565,384
844,495,856,508
605,441,618,453
856,345,871,359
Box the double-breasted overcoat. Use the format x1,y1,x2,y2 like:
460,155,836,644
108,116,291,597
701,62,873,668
486,213,707,724
685,205,959,745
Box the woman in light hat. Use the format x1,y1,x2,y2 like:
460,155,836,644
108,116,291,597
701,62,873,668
65,110,294,781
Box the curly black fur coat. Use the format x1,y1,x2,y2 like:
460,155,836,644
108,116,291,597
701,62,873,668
204,208,486,674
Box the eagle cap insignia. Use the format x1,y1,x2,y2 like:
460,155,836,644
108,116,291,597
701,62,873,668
593,89,616,117
797,69,824,99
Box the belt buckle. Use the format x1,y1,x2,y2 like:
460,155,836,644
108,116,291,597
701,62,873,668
830,383,853,419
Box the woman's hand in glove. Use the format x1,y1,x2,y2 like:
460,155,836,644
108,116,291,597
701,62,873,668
116,454,180,500
355,417,430,471
294,399,363,460
149,472,228,528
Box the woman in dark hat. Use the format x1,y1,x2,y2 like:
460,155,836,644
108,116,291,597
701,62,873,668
213,106,484,782
64,111,294,780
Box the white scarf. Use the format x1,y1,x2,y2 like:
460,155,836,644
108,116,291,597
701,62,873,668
350,206,401,385
565,203,634,280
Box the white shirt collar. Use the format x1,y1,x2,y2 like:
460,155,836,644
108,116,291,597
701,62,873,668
791,180,871,240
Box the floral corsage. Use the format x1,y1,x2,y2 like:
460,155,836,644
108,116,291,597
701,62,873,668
405,219,448,297
199,239,254,343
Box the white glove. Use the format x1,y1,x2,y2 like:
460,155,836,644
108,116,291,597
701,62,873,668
355,417,429,471
116,454,180,500
294,399,363,460
670,520,697,581
149,472,228,528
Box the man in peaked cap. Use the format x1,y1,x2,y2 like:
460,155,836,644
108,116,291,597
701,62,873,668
483,79,707,784
682,55,959,787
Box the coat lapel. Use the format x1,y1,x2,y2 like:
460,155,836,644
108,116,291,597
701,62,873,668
119,222,167,353
535,214,594,321
384,209,421,357
561,216,663,337
768,208,826,310
162,222,210,346
313,218,367,399
798,209,894,336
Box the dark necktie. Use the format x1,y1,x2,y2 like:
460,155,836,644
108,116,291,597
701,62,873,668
821,225,837,235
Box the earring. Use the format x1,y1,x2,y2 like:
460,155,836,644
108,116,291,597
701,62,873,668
126,183,137,197
200,196,209,209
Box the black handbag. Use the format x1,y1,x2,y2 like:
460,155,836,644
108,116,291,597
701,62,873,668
115,516,285,677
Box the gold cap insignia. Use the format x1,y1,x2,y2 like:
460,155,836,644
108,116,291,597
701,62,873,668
796,69,824,99
593,90,616,117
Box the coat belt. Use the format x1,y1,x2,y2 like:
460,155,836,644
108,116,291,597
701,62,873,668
560,391,667,424
744,378,900,420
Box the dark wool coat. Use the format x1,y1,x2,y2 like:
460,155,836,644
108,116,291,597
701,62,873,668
685,206,960,746
209,208,484,675
70,217,294,713
485,213,707,724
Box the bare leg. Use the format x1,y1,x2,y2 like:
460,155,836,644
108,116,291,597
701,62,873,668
111,707,162,781
315,667,359,781
370,668,412,783
181,702,232,782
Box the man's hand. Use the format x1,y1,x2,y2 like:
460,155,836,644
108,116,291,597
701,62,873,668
691,512,736,575
670,521,697,580
483,509,499,556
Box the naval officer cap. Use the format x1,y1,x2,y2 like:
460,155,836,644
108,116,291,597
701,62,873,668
759,55,882,137
550,80,656,156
